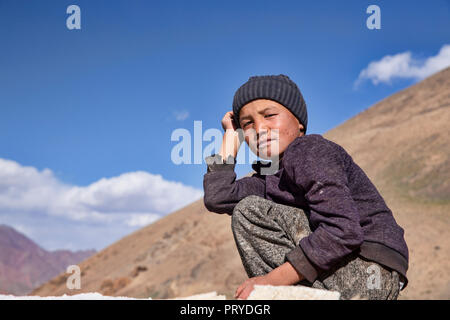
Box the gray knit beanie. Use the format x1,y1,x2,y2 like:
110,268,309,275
232,74,308,133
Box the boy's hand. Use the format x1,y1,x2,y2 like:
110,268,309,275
219,111,243,162
234,262,305,300
234,275,270,300
221,111,239,132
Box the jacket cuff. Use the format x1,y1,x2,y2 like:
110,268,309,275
205,154,236,173
285,246,320,284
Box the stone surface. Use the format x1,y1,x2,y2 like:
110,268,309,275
247,285,340,300
170,291,227,300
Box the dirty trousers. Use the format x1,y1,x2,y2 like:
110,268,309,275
231,195,401,300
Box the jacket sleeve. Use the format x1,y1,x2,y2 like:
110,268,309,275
203,153,266,215
283,137,364,283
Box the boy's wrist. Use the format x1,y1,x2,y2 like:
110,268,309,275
266,262,304,286
219,130,242,160
205,154,235,172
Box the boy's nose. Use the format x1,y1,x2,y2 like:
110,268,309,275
254,119,270,136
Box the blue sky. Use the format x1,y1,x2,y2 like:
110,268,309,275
0,0,449,251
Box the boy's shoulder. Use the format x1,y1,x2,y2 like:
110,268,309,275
282,134,350,169
284,134,341,157
281,134,351,178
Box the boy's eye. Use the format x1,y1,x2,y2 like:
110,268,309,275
243,114,276,127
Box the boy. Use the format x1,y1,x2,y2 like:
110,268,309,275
203,74,409,300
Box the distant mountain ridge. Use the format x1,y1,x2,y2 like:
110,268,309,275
0,224,95,295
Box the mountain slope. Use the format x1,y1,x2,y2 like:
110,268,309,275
0,224,96,295
32,67,450,299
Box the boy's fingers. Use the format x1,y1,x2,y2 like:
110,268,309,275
240,286,253,300
235,281,250,299
235,283,244,298
235,280,257,300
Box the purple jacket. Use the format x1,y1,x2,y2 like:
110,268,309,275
203,134,409,288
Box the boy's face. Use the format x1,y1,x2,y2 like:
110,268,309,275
238,99,304,160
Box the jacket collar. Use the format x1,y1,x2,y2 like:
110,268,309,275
251,156,284,175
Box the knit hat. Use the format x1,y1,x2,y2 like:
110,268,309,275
232,74,308,133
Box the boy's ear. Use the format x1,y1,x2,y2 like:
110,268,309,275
299,123,305,133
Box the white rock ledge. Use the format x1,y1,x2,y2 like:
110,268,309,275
248,285,340,300
0,285,340,300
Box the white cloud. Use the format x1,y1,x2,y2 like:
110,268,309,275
125,213,160,227
355,44,450,87
0,158,203,228
173,110,190,121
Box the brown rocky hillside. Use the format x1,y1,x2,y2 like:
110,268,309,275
32,67,450,299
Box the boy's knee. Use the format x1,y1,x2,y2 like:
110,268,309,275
232,195,264,229
233,195,263,214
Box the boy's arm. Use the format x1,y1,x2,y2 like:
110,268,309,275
203,124,266,215
203,152,265,215
282,135,364,283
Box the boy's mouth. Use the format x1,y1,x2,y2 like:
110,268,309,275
257,138,274,149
